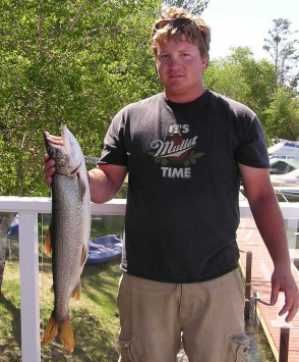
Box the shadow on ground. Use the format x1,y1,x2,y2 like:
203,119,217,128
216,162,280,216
41,309,118,362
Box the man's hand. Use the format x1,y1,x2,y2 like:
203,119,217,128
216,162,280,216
43,133,63,186
43,154,56,186
271,265,299,322
239,164,299,322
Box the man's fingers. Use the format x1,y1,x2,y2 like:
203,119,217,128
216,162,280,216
279,298,291,317
43,154,56,186
285,303,298,322
43,131,62,186
271,268,298,322
282,298,299,322
282,288,299,322
275,283,299,322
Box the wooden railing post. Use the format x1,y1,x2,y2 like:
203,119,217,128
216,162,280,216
244,251,253,321
279,327,290,362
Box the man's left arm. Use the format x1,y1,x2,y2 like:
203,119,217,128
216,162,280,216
239,164,299,322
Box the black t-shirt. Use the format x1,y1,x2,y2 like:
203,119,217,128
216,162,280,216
99,90,269,283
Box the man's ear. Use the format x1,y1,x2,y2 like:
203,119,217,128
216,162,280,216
203,56,209,70
154,57,160,75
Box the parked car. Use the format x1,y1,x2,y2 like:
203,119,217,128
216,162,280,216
269,158,299,175
270,168,299,186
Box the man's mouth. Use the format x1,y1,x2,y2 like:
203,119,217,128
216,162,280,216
169,74,184,79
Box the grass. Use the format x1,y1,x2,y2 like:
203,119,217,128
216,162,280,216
0,259,121,362
0,262,22,362
0,215,123,362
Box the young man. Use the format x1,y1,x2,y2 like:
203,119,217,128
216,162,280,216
45,7,298,362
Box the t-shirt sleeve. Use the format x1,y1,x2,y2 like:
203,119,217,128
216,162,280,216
98,110,128,166
234,115,269,168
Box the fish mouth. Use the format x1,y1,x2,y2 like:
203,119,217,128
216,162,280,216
43,131,64,160
44,126,81,174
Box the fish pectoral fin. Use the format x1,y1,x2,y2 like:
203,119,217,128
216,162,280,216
42,315,58,345
71,284,81,300
59,319,75,353
44,229,52,256
81,244,88,266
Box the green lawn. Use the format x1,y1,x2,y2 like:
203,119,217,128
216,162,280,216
0,259,121,362
0,215,124,362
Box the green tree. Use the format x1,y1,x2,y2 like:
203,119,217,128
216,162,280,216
205,47,277,121
263,18,299,89
162,0,209,14
264,87,299,140
0,0,161,196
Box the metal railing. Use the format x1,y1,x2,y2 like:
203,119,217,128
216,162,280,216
0,196,125,362
0,196,298,362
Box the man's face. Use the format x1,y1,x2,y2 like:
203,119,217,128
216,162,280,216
155,38,208,102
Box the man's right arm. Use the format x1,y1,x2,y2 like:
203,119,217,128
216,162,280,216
88,164,127,203
44,155,127,203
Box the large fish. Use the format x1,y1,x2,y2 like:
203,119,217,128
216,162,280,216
42,126,91,352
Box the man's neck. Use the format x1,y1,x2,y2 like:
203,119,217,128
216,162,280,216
165,87,206,103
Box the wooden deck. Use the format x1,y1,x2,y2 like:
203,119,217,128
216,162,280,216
237,218,299,362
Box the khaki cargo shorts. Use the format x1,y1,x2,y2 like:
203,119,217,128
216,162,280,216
117,269,249,362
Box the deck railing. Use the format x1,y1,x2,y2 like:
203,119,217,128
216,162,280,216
0,196,298,362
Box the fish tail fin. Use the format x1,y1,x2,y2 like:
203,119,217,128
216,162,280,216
44,229,52,256
41,315,58,346
71,284,81,300
58,319,75,353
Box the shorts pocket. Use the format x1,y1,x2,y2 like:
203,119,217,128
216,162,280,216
230,333,250,362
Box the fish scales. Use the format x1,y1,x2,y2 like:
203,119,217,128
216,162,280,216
52,176,86,320
42,126,91,352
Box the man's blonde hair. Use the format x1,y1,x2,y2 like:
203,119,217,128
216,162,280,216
152,6,211,58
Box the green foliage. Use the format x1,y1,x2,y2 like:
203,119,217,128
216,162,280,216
205,47,277,120
0,0,161,196
2,2,299,197
162,0,209,14
264,87,299,140
204,47,299,142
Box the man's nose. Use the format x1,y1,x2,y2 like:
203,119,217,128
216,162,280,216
167,55,182,66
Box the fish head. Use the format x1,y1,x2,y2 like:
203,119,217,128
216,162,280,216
61,126,84,174
44,126,83,176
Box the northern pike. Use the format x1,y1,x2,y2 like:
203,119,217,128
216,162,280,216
42,126,91,352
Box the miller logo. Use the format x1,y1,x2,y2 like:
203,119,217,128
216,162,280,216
149,125,204,179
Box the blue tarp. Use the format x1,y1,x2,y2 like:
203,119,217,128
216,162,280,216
7,217,122,265
7,217,18,239
87,234,122,265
